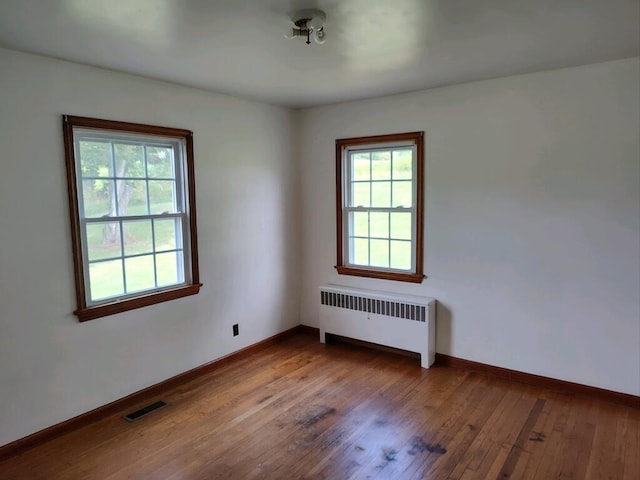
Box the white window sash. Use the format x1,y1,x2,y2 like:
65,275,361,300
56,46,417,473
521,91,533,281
73,131,191,306
341,143,418,272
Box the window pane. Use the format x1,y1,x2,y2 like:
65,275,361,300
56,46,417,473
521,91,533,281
352,238,369,265
82,179,113,218
351,212,368,237
86,223,122,260
392,150,412,180
154,218,178,251
114,144,145,178
149,180,176,214
124,180,148,215
390,212,412,240
390,241,412,270
89,259,124,301
370,212,389,239
79,141,111,178
371,151,391,180
123,220,153,256
99,220,123,246
352,153,370,181
156,251,182,286
370,239,389,268
371,181,391,207
351,182,370,207
125,255,155,293
147,146,175,178
392,181,413,207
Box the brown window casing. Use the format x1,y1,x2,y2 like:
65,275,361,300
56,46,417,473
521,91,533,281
62,115,201,321
335,131,424,283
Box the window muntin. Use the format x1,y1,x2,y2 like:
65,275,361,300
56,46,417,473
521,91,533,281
63,116,201,321
76,131,188,304
336,132,424,283
345,145,416,271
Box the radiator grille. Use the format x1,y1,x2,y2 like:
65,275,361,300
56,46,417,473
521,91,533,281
320,290,426,322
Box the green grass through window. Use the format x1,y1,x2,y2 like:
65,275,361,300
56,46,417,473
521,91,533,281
84,201,183,301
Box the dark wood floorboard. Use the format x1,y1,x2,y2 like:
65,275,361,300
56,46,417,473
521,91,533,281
0,333,638,479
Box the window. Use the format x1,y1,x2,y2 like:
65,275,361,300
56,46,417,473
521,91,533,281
336,132,424,283
63,116,201,321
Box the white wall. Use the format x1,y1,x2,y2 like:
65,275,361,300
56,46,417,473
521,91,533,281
0,48,637,449
299,58,640,396
0,48,299,446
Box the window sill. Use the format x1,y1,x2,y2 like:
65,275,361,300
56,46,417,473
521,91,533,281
336,266,424,283
75,283,202,322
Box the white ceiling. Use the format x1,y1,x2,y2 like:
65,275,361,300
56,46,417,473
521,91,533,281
0,0,638,108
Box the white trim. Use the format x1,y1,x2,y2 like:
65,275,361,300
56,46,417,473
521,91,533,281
72,128,192,306
341,141,418,272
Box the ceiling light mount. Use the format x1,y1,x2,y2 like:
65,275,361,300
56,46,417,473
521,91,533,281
287,9,326,45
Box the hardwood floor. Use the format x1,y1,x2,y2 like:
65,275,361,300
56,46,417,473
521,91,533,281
1,333,638,479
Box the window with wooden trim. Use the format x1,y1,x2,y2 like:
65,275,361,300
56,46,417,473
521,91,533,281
336,132,424,283
63,116,201,321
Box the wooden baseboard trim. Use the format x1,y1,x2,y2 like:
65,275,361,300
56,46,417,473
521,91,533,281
435,353,639,409
307,326,637,408
297,324,320,337
307,325,637,408
3,326,636,460
0,325,305,461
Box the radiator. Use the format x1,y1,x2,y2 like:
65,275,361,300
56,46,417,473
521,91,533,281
319,285,436,368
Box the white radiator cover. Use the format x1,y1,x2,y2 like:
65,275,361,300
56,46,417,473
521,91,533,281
319,285,436,368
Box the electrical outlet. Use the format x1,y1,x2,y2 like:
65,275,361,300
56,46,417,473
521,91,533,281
233,324,239,336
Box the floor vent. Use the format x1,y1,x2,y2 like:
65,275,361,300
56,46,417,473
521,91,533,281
123,400,168,422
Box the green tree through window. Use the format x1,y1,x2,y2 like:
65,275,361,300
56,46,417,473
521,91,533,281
63,115,201,321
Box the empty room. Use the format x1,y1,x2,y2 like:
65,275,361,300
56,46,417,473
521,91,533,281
0,1,638,479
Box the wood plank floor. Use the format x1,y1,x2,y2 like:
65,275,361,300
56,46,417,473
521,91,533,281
1,333,638,479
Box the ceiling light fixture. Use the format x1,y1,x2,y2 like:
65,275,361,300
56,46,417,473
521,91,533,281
286,9,327,45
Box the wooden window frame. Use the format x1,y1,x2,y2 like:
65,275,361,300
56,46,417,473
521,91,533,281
62,115,202,321
336,131,424,283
